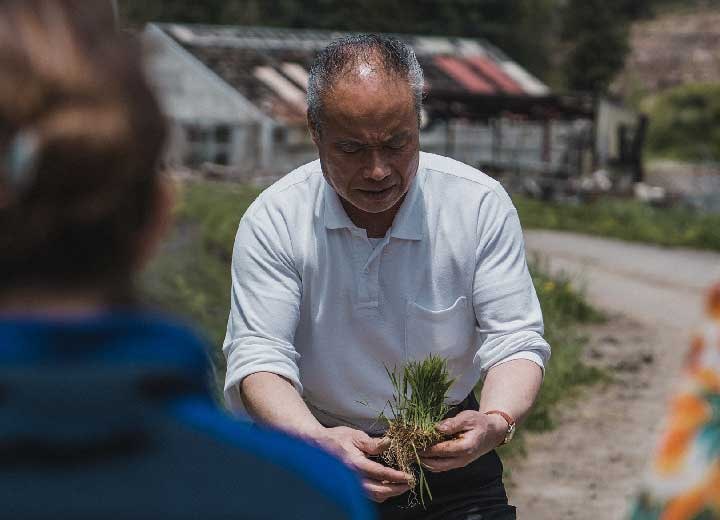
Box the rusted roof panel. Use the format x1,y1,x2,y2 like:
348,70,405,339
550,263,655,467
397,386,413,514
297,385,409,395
465,56,524,95
433,56,495,94
499,62,549,96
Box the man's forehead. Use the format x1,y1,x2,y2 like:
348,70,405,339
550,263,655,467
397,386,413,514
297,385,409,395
331,65,410,97
322,73,414,133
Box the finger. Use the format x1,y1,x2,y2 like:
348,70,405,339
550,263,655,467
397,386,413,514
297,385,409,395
358,436,391,456
436,410,477,435
421,435,475,458
353,456,413,483
363,479,411,502
420,456,470,473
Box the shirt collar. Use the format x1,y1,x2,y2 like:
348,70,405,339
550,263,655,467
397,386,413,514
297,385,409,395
323,179,357,231
322,161,426,241
388,165,425,240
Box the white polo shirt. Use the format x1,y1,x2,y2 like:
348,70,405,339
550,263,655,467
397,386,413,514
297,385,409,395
223,152,550,433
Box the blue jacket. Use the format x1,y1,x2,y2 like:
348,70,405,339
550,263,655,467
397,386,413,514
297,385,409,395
0,311,375,519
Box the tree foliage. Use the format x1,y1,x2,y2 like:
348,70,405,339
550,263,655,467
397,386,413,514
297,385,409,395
645,83,720,162
560,0,654,93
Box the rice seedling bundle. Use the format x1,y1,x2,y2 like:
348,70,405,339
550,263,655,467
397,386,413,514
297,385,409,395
381,354,455,508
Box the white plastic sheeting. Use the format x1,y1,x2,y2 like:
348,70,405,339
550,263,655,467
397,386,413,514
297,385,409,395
254,66,308,111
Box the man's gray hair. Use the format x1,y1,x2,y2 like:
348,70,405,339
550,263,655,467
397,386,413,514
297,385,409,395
307,34,424,133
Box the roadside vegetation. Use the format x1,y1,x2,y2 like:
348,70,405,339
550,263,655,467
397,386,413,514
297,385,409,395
521,262,604,430
142,179,605,446
141,180,263,374
514,195,720,252
496,259,605,458
643,83,720,163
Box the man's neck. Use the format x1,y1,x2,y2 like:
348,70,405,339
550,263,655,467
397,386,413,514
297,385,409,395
341,195,405,238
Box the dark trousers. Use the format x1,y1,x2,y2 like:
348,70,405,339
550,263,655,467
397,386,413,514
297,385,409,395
376,450,515,520
376,393,516,520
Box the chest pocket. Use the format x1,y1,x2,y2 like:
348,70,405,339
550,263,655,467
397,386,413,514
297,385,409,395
405,296,475,359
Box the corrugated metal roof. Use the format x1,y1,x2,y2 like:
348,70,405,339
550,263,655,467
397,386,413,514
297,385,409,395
413,37,457,55
281,62,310,90
455,40,486,56
154,24,551,124
254,65,307,112
465,56,524,94
499,62,549,96
434,56,495,94
168,24,350,51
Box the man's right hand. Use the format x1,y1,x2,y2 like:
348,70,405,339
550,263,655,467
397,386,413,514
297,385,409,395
240,374,411,502
312,426,412,503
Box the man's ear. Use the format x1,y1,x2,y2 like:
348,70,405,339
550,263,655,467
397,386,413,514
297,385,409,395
307,112,320,146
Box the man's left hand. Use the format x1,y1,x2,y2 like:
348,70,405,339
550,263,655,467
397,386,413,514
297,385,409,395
419,410,507,473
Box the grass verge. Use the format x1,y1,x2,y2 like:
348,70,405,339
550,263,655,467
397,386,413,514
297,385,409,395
514,195,720,251
496,260,605,460
141,180,263,379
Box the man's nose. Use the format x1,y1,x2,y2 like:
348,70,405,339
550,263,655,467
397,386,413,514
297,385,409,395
364,150,391,182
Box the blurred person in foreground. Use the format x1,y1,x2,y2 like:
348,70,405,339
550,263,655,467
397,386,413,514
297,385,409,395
629,283,720,520
223,34,550,519
0,1,374,518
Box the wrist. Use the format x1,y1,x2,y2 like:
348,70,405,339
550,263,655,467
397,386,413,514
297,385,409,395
260,416,325,443
296,423,327,443
483,410,516,446
484,413,509,445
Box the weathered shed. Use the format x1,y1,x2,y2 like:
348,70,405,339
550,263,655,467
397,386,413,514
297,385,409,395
142,23,642,185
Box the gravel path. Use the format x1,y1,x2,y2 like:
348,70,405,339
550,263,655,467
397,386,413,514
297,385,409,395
506,231,720,519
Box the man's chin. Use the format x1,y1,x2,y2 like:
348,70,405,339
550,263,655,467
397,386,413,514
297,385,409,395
350,187,406,213
350,197,403,214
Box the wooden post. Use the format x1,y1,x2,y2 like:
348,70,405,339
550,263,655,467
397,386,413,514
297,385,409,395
111,0,118,24
445,120,455,158
542,119,552,171
492,118,502,167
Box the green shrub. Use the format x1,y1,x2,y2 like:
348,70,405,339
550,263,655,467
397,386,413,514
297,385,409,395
645,83,720,162
141,180,263,352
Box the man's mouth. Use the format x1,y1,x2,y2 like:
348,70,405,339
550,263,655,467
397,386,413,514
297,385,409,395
357,185,396,201
359,186,394,194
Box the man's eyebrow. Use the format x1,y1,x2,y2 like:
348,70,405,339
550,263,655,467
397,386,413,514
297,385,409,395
385,131,410,142
333,138,366,148
332,133,408,147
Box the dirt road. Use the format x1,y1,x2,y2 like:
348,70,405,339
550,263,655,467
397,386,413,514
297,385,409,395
507,231,720,519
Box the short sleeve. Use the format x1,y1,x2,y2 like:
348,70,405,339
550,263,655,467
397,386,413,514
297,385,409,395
472,186,551,377
222,198,304,412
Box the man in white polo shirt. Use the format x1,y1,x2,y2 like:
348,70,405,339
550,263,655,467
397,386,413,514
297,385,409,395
223,34,550,519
